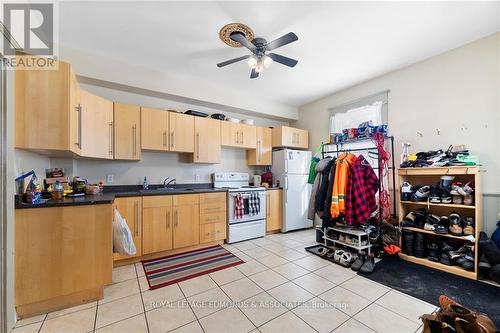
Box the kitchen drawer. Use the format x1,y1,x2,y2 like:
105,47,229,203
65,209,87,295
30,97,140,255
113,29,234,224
200,202,226,215
200,211,226,225
200,222,226,243
200,192,226,205
143,195,172,208
173,194,200,206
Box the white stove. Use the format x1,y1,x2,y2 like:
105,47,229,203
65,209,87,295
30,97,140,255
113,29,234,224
213,172,266,243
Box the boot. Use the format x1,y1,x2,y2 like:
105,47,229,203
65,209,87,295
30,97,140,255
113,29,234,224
438,296,497,333
427,242,441,262
414,233,427,258
420,314,454,333
403,231,415,256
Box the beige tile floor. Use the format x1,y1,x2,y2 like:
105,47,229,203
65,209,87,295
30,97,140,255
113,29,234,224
12,229,437,333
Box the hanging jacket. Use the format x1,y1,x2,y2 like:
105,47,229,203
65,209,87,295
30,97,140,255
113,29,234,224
345,155,379,226
322,160,337,224
330,153,357,219
307,158,332,220
315,157,336,215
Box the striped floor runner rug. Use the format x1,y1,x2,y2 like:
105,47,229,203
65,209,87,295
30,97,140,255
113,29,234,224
142,245,244,290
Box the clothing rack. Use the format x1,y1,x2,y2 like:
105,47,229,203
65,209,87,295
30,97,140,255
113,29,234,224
320,135,396,224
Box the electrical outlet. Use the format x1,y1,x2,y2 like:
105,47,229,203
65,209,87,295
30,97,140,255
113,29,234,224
195,174,201,182
106,174,114,183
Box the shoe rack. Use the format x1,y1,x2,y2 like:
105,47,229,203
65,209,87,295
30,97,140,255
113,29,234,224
322,226,373,255
397,166,482,280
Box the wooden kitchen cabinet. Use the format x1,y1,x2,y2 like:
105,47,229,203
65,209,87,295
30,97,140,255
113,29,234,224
141,107,169,151
15,204,113,317
221,122,257,149
272,126,309,149
247,126,272,165
169,112,195,152
194,117,221,163
199,192,227,243
172,194,200,248
114,103,141,160
142,196,173,254
266,189,283,232
114,197,142,261
80,90,114,159
15,59,82,155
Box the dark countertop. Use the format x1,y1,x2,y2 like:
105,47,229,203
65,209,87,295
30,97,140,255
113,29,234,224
15,183,227,209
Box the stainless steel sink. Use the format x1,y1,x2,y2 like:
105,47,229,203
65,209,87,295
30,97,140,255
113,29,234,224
139,188,194,193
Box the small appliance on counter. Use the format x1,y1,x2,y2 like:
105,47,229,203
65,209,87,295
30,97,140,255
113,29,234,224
253,175,261,187
211,113,226,120
68,176,87,197
184,110,208,117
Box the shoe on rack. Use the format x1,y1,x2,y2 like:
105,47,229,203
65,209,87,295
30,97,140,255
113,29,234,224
450,182,463,196
424,223,436,231
463,194,474,206
427,242,441,262
401,182,413,201
458,182,474,196
434,216,449,234
452,195,463,205
429,184,441,203
440,241,454,253
339,234,346,243
413,233,427,258
456,256,474,271
403,231,415,256
359,255,376,274
449,212,463,236
462,217,475,236
478,251,491,275
339,252,354,267
481,239,500,266
412,185,430,202
350,254,366,271
333,250,345,264
440,252,454,266
439,176,454,204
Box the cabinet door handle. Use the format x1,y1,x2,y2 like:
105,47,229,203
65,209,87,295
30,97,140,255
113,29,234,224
108,122,113,156
170,132,174,149
134,201,139,236
234,131,238,145
240,132,244,145
166,210,170,229
132,125,137,155
267,193,270,217
74,104,82,148
163,131,167,147
196,133,200,159
174,210,178,227
257,140,261,162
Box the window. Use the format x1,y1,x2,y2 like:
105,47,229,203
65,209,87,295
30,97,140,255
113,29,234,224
329,90,389,134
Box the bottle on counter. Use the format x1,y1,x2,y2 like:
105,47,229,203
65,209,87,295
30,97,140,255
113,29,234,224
52,180,64,200
143,176,149,190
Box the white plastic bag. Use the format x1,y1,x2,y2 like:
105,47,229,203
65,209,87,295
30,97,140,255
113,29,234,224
113,208,137,256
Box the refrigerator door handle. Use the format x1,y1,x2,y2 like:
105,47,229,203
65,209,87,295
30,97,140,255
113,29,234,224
284,176,288,203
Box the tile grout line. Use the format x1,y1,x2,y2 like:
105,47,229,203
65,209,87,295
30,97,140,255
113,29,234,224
176,279,206,333
134,263,151,333
92,304,98,332
36,314,48,333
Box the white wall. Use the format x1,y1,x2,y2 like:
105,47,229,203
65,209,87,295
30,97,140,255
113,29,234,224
294,33,500,233
14,85,287,186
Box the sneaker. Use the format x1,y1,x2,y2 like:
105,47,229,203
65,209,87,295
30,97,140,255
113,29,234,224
429,184,441,203
440,252,454,266
450,181,463,196
452,195,463,204
401,182,413,201
412,185,430,202
359,255,376,274
434,216,450,234
458,182,474,196
463,194,474,206
449,212,463,236
462,217,475,236
439,176,454,203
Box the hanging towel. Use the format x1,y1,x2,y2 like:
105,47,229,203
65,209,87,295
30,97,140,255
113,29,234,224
248,192,260,215
330,153,357,219
307,157,332,220
345,155,379,226
234,194,244,219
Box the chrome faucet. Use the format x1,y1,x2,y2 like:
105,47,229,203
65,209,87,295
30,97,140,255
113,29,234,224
163,177,177,188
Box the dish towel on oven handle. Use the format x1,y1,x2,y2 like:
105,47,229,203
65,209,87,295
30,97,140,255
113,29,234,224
249,192,260,216
234,193,244,219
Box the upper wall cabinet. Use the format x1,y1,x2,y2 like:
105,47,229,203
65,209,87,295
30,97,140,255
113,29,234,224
272,126,309,149
221,122,257,149
141,107,169,151
194,117,221,164
247,126,272,166
169,112,195,153
80,90,114,159
114,103,141,160
15,60,82,155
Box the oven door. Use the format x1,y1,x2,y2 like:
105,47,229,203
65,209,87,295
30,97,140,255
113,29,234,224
228,191,266,224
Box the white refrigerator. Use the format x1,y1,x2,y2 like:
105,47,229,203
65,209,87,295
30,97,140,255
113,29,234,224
272,149,313,232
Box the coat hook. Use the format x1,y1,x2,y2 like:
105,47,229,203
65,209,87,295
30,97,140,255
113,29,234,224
416,132,423,137
436,129,441,135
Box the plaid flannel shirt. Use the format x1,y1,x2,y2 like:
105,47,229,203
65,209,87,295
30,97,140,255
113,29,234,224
345,155,379,226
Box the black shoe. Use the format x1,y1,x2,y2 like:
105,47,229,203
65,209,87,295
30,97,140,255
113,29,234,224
351,254,365,271
429,183,441,203
403,231,415,256
427,242,440,262
478,251,491,270
359,255,376,274
439,176,454,203
440,241,454,253
482,240,500,266
413,233,427,258
490,264,500,284
440,253,454,266
412,185,430,202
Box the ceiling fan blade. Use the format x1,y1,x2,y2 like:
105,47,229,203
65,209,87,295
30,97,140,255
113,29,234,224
265,32,298,51
250,68,259,79
229,32,257,52
217,55,251,67
268,53,298,67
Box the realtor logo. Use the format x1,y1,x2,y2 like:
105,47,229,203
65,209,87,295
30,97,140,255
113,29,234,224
3,3,54,55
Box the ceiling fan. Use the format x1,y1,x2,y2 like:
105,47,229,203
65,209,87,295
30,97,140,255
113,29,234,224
217,24,299,79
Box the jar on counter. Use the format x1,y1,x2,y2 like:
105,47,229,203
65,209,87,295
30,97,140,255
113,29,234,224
52,181,64,200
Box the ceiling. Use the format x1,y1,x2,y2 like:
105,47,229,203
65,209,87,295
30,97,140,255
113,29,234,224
59,1,499,111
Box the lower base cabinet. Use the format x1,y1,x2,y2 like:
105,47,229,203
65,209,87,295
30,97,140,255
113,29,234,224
142,196,173,254
15,204,113,318
172,195,200,248
113,197,142,261
266,189,283,232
